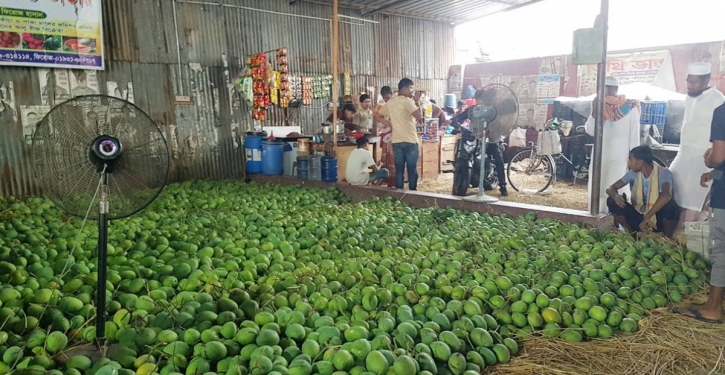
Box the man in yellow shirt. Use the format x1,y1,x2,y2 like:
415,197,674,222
376,78,423,190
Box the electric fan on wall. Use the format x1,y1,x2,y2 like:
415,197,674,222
32,95,170,347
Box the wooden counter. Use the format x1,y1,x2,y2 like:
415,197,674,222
421,141,440,180
439,134,459,173
399,134,440,182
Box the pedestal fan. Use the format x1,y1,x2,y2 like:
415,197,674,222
31,95,170,348
464,84,519,203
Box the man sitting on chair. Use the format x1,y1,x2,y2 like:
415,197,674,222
346,137,389,186
606,145,680,238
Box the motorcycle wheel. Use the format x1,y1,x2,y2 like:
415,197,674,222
483,156,499,191
470,156,481,189
484,180,498,191
452,158,471,196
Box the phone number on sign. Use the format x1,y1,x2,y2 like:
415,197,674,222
0,51,98,65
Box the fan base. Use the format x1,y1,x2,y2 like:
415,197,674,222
463,193,499,203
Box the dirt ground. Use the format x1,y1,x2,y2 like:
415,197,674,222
417,174,590,211
417,174,696,247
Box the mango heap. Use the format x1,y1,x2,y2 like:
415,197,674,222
0,180,709,375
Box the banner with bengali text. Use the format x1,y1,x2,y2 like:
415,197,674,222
579,51,670,96
0,0,103,70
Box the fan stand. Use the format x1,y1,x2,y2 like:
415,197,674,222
463,122,499,203
464,104,499,204
88,135,123,352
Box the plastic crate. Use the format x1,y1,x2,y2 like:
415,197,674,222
640,101,667,126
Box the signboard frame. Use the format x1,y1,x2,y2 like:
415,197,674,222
0,0,104,70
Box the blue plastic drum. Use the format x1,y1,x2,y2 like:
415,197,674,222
245,132,264,174
261,140,284,175
321,156,338,183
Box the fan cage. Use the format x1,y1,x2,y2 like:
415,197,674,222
474,83,520,141
31,95,170,220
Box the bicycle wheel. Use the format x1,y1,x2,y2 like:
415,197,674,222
507,148,555,193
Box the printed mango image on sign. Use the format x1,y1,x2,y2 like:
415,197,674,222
0,0,103,70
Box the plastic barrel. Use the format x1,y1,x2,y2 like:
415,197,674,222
444,94,457,109
278,136,313,176
245,132,264,174
321,156,338,183
280,139,298,176
262,140,284,175
282,141,295,176
309,155,322,181
297,156,309,180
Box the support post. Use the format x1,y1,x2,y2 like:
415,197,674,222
590,0,609,216
332,0,339,156
96,173,109,348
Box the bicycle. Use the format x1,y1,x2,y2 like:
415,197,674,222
506,120,668,194
505,141,557,194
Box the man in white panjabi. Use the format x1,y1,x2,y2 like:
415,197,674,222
585,76,641,215
670,62,725,224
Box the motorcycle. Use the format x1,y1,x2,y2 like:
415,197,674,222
447,124,506,196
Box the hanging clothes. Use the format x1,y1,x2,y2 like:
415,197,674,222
585,97,641,215
670,87,725,212
463,85,477,100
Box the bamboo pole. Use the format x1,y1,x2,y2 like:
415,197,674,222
331,0,339,156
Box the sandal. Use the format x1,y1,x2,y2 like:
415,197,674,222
673,306,723,324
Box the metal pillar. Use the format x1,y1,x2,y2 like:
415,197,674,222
332,0,339,156
590,0,609,216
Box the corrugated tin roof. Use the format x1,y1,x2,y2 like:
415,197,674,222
321,0,545,24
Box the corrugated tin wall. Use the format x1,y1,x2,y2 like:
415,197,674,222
0,0,455,197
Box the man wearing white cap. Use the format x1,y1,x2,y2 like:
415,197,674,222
670,62,725,224
585,76,642,215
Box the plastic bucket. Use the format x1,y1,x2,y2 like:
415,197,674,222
321,156,338,183
261,140,284,175
444,94,457,109
245,132,264,174
297,156,309,180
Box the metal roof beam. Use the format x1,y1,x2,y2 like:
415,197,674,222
303,0,547,24
502,0,546,13
360,0,414,17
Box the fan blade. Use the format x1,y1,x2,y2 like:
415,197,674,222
31,95,170,220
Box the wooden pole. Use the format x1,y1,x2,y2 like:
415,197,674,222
331,0,339,156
